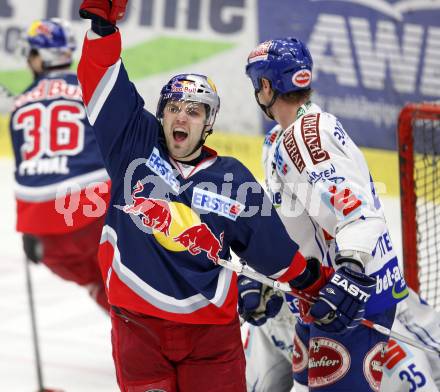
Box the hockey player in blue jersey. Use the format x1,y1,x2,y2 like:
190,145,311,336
9,18,110,310
76,1,352,391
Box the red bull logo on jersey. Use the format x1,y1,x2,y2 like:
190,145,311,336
123,181,172,235
174,224,224,263
122,185,224,263
192,188,244,221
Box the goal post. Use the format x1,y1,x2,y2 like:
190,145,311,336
398,102,440,308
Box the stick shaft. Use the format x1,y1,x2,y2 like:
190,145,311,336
219,258,438,355
24,257,45,390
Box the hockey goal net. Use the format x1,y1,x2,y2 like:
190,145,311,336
398,102,440,309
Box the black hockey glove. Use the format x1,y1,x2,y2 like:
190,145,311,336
22,234,43,264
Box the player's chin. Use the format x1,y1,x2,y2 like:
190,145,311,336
169,145,188,160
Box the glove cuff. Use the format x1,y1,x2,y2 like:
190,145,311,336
335,250,369,273
91,17,117,37
289,258,321,290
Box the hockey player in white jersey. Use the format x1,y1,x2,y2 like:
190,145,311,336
241,282,440,392
244,38,409,391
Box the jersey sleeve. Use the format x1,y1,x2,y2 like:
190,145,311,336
77,30,161,179
276,112,386,255
226,160,306,282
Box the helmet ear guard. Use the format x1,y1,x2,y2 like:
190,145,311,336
21,18,76,70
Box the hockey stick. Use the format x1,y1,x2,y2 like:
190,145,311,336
217,258,439,355
24,257,64,392
24,256,45,391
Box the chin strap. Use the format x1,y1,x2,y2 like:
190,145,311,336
254,90,278,120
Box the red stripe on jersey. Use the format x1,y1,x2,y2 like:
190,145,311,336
277,252,307,282
16,180,111,235
78,30,122,106
99,239,239,325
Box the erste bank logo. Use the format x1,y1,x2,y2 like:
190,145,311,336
146,147,180,193
192,188,244,221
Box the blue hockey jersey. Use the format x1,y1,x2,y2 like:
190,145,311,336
78,31,307,324
9,71,110,234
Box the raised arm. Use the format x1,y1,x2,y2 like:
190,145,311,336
78,0,160,177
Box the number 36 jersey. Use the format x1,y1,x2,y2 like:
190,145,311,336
9,71,110,235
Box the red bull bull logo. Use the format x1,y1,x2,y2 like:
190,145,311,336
123,181,224,263
174,224,224,263
123,181,172,235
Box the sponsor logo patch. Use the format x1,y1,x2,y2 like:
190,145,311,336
283,126,305,173
274,144,290,175
192,188,244,221
146,148,180,193
292,69,312,88
292,334,308,373
264,128,279,146
383,339,408,374
173,223,223,263
171,80,197,94
363,342,387,392
328,185,362,216
248,40,272,63
307,164,345,185
308,337,350,388
301,113,330,164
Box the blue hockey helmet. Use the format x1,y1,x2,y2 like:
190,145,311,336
156,73,220,132
245,38,313,95
21,18,76,69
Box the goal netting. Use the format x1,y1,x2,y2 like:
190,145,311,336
398,102,440,309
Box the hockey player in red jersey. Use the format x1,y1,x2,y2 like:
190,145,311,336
9,18,110,310
76,1,346,391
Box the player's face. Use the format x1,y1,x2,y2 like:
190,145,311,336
162,100,207,161
27,52,44,77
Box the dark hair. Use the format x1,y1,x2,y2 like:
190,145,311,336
279,88,313,104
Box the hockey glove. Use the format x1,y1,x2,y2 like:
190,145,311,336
22,234,43,264
309,266,376,334
237,275,283,326
80,0,127,24
79,0,127,35
288,258,334,323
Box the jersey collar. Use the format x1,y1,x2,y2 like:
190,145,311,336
170,146,218,179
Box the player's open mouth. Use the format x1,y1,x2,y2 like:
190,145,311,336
173,129,188,142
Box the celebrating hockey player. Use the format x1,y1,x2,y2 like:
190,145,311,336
9,18,110,310
244,38,408,391
76,1,338,391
